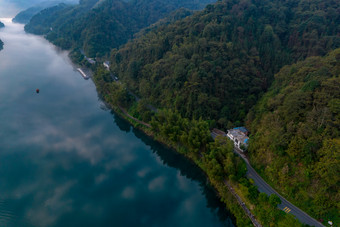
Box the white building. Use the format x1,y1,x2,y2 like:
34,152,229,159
103,61,110,70
226,127,249,151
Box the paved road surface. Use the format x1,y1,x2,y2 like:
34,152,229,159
235,148,325,227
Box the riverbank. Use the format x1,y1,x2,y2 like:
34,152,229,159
118,113,251,226
0,17,240,226
91,71,255,226
90,64,317,227
113,104,263,226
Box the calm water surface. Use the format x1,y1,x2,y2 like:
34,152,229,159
0,19,234,227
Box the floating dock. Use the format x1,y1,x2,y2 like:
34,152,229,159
77,68,89,79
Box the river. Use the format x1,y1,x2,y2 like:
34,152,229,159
0,18,234,226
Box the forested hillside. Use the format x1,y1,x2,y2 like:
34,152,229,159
13,6,48,24
12,0,78,24
24,0,100,37
25,0,216,57
110,0,340,126
23,0,340,224
103,1,339,222
247,48,340,222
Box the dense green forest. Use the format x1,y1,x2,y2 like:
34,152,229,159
24,0,216,57
13,6,45,24
247,48,340,222
96,0,339,224
93,67,306,226
24,0,100,37
24,0,340,225
12,0,78,24
110,0,340,126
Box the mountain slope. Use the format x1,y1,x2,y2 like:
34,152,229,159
104,2,339,221
12,0,78,24
109,0,340,124
247,48,340,222
25,0,216,56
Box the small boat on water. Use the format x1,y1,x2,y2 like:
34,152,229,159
77,68,89,79
36,89,39,93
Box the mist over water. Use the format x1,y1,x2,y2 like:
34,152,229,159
0,17,234,227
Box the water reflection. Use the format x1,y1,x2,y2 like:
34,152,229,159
113,113,235,225
0,18,235,227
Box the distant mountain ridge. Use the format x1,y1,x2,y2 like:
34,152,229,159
13,0,78,24
24,0,216,57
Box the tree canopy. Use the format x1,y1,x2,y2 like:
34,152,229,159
24,0,216,57
12,0,78,24
23,0,340,224
247,48,340,221
110,0,340,126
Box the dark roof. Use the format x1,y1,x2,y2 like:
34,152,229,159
212,128,226,135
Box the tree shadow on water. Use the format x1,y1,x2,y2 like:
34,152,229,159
112,112,236,226
112,110,132,133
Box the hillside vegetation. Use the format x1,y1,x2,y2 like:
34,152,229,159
23,0,340,224
24,0,216,57
99,0,339,223
24,0,100,36
12,0,78,24
93,66,307,226
110,0,340,126
247,48,340,222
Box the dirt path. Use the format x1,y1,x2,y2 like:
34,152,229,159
118,105,151,128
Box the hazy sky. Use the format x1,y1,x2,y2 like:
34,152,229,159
0,0,21,17
0,0,78,18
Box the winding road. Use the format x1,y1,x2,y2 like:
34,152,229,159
211,132,325,226
234,147,325,227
